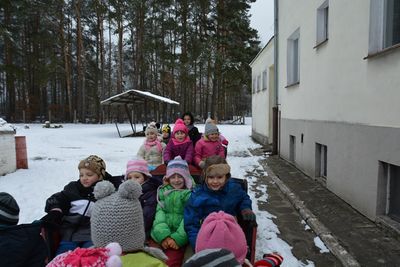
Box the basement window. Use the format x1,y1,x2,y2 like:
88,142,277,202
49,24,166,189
315,143,327,178
378,162,400,222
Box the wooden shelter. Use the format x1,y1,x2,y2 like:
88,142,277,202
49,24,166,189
100,89,179,137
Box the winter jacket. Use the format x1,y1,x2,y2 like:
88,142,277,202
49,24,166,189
188,126,201,146
193,136,225,166
137,142,166,168
45,180,97,242
184,179,252,249
140,177,159,239
163,139,194,164
0,222,48,267
151,184,191,247
121,251,167,266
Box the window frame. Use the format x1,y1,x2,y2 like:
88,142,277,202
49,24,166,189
287,28,300,86
316,0,329,47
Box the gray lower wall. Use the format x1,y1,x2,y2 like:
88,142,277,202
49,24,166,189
252,130,269,146
279,118,400,220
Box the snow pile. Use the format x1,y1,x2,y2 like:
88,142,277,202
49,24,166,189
0,118,16,132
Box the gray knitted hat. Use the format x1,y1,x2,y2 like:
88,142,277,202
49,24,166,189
0,192,20,226
91,180,144,252
204,119,219,136
183,248,241,267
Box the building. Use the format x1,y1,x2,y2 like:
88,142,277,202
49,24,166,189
251,0,400,227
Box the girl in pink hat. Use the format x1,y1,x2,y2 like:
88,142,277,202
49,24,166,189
163,118,194,165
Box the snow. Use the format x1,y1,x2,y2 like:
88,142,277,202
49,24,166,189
0,118,16,132
0,119,314,266
314,237,330,253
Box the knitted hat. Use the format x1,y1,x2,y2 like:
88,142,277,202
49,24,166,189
254,253,284,267
183,248,241,267
172,118,188,135
78,155,106,180
145,122,158,135
165,156,193,189
47,242,123,267
125,159,152,179
162,124,171,134
0,192,20,226
195,211,247,264
91,180,144,252
203,155,231,181
204,118,219,136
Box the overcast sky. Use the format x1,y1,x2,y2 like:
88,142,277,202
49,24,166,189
249,0,274,46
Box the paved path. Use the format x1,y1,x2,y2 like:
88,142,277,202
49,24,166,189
252,150,400,267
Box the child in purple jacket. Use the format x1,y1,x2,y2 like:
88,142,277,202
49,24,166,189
163,118,194,165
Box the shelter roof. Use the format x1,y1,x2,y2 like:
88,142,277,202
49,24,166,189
100,89,180,106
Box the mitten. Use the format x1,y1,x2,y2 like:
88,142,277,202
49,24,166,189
199,161,205,169
241,209,256,221
41,210,63,226
254,253,283,267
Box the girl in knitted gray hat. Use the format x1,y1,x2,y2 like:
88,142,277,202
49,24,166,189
150,156,194,267
42,155,111,256
137,122,166,171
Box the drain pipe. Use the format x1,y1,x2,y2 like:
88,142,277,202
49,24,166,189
272,0,280,156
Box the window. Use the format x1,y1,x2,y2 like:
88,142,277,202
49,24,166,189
287,28,300,85
378,162,400,222
262,70,267,90
316,0,329,46
289,135,296,162
315,143,327,178
368,0,400,55
257,75,261,92
252,78,256,94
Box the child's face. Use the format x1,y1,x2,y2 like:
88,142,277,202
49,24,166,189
183,115,191,126
127,171,146,184
174,131,186,142
168,173,185,189
208,133,219,142
146,132,157,142
79,168,100,187
206,174,227,191
162,131,170,138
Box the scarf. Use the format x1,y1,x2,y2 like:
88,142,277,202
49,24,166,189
171,136,191,146
144,139,163,153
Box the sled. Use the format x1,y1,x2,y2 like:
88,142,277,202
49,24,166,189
150,164,202,184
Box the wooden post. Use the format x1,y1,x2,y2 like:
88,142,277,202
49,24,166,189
15,136,28,169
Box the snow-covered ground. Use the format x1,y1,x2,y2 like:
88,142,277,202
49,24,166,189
0,120,314,266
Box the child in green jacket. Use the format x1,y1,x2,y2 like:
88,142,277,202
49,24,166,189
151,156,193,267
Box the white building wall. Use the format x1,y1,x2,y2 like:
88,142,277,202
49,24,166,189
0,132,16,176
251,39,275,145
278,0,400,220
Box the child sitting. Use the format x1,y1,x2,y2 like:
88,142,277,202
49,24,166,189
194,119,226,169
137,122,166,171
184,155,256,250
163,118,194,165
125,158,159,240
181,112,201,146
91,179,167,266
161,124,171,144
42,155,108,255
151,156,194,267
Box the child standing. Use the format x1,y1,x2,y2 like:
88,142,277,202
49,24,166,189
194,119,225,169
43,155,107,255
182,112,201,146
151,156,193,267
163,118,194,165
137,122,166,171
184,155,256,250
161,124,171,145
125,158,159,240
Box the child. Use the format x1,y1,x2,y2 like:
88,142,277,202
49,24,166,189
125,158,159,240
91,179,167,266
182,112,201,146
194,119,226,169
163,118,194,164
0,192,48,267
151,156,193,267
43,155,108,255
183,248,241,267
184,155,256,250
161,124,171,144
137,122,166,171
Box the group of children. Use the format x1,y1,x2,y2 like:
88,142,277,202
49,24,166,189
137,112,229,172
0,111,284,267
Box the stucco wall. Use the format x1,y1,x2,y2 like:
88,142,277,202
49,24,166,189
0,132,16,176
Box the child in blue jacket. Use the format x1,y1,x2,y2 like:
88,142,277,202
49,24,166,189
184,155,256,250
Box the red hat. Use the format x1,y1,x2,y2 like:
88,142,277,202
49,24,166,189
254,253,284,267
172,118,188,135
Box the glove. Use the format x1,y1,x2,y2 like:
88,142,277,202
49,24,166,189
241,209,256,221
254,253,283,267
41,210,63,226
198,161,205,169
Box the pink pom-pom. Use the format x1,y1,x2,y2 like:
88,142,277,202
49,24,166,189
105,242,122,256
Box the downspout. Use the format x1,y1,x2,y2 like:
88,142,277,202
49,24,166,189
272,0,280,156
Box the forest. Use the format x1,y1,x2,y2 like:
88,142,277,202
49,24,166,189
0,0,261,123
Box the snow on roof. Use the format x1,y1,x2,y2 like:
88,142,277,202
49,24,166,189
0,118,16,133
100,89,180,106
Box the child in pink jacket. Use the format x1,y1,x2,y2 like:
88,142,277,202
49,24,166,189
194,119,225,169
